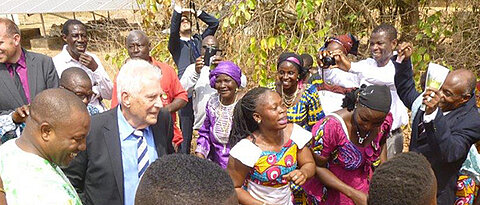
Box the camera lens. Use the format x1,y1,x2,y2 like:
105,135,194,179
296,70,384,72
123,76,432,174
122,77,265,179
322,56,336,67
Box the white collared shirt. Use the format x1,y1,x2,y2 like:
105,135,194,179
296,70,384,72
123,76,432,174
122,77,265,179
323,58,409,130
53,45,113,112
349,58,409,130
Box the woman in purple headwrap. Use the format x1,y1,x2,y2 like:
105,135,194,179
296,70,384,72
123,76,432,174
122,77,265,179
195,61,244,169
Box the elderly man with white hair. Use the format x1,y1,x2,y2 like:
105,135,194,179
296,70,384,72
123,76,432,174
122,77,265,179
63,59,175,205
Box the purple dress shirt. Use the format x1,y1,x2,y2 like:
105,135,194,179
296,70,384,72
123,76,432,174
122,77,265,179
6,51,30,103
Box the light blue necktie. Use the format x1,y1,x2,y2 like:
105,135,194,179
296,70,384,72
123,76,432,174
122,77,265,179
134,129,149,178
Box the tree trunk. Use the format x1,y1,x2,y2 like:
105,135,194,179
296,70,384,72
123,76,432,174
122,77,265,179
396,0,419,41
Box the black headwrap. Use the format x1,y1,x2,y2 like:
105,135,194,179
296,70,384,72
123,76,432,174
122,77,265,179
277,52,307,80
342,85,392,113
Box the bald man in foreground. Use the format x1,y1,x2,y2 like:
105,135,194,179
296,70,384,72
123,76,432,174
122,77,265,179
0,88,89,204
394,42,480,205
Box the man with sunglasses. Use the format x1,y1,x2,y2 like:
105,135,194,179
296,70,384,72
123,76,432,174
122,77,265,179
180,35,246,153
394,42,480,205
168,2,219,154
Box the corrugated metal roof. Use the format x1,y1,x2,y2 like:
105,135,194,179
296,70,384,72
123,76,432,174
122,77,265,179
0,0,138,14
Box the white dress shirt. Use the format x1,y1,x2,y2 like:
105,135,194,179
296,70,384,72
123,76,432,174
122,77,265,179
180,63,247,129
323,58,409,130
53,45,113,112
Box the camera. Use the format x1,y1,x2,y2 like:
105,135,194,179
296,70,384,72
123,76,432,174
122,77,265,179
322,53,336,67
204,46,220,66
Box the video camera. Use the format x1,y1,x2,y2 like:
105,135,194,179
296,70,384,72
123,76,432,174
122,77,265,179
203,46,221,66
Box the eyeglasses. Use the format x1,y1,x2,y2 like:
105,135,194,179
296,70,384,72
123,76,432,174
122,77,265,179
75,93,94,102
61,86,94,102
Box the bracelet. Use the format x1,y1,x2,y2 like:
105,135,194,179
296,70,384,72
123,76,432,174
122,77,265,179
0,187,5,194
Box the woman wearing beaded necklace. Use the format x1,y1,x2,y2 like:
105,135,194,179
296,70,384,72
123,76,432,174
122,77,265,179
195,61,244,169
267,52,325,131
302,85,393,205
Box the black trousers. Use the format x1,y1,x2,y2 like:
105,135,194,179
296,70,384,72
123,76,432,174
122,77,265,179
179,98,194,154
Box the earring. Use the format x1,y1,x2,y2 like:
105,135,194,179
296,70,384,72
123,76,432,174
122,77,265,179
257,120,261,124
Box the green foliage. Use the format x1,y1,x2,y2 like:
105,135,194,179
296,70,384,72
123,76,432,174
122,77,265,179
105,48,128,71
222,0,330,87
106,0,173,71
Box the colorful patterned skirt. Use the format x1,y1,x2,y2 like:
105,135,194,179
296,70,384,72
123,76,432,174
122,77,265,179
455,175,478,205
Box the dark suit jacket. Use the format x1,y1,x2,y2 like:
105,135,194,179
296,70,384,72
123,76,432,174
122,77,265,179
168,9,219,78
393,57,480,205
63,106,174,205
0,49,59,114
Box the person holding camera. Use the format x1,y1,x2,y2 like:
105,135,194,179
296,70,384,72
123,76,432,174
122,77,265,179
318,24,409,160
310,33,359,114
180,36,247,153
168,1,219,154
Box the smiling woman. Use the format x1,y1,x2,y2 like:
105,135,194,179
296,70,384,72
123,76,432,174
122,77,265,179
194,61,244,169
267,52,325,132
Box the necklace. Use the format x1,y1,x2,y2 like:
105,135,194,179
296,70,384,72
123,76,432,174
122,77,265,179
214,94,238,145
281,84,299,107
353,109,370,144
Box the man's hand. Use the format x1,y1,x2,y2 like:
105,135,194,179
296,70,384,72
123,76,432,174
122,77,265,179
211,55,223,67
330,50,351,72
12,105,29,124
79,53,98,72
396,42,413,63
423,88,442,115
316,50,351,72
195,56,204,74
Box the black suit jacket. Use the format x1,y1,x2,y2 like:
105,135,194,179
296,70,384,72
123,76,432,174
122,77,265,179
393,57,480,205
0,49,59,114
63,106,174,205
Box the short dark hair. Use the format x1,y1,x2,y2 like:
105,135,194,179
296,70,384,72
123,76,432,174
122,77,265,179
466,73,477,96
300,53,313,67
368,152,436,205
0,18,20,37
29,88,88,128
135,154,236,205
372,23,397,41
60,67,92,88
62,19,86,36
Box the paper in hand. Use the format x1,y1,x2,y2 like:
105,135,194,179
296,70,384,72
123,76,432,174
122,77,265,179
420,63,450,111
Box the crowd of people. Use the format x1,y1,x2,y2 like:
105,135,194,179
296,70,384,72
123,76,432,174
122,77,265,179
0,2,480,205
